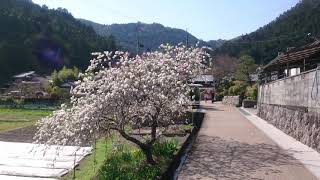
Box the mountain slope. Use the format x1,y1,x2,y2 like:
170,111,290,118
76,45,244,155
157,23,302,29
80,19,211,53
0,0,116,85
216,0,320,64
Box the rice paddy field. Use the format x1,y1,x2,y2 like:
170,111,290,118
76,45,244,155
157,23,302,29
0,108,52,132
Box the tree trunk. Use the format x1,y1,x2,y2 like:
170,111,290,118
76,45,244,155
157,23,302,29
118,129,156,165
141,145,156,165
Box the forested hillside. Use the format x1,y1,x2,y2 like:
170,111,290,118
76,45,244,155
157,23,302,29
0,0,116,85
215,0,320,64
80,19,210,53
2,0,319,86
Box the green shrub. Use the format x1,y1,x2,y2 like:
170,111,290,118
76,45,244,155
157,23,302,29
51,66,80,87
12,98,25,109
215,78,233,99
0,96,14,105
0,97,25,109
97,139,178,180
216,92,224,101
49,86,70,99
222,89,229,96
98,146,160,180
153,139,178,158
227,81,247,96
245,84,258,100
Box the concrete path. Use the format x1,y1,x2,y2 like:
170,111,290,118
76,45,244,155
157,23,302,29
179,102,317,180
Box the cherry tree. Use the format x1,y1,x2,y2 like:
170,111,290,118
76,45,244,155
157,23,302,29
35,45,208,164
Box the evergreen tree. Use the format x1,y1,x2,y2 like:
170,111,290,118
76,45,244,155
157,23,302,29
0,0,117,85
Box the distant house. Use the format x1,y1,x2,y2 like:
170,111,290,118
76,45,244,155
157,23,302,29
192,75,215,88
3,71,50,99
13,71,48,83
13,71,37,81
190,75,215,101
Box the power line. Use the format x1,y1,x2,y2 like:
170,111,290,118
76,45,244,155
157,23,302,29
228,33,310,45
95,2,139,22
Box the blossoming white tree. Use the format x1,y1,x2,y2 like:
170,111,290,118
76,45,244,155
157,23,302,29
35,45,208,164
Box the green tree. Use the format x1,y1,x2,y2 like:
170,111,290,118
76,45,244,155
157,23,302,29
47,66,80,99
0,0,117,85
51,70,60,86
50,66,79,87
228,81,248,97
245,84,258,100
57,66,78,83
234,55,257,83
214,0,320,64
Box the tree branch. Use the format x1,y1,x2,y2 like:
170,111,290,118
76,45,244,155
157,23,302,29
118,129,146,148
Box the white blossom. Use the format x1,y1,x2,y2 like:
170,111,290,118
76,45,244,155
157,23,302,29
34,45,208,150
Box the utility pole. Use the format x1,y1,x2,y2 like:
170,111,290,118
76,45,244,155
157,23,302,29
186,28,189,47
136,23,140,55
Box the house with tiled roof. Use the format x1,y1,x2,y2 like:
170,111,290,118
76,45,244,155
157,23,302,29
257,40,320,152
261,40,320,82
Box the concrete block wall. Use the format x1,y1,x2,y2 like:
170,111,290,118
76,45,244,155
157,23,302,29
258,69,320,112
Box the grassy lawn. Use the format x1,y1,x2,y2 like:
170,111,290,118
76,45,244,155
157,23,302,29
0,108,52,121
0,120,36,132
0,108,52,132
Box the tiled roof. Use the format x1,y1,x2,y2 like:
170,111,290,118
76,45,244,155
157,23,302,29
264,40,320,70
13,71,36,78
193,75,214,82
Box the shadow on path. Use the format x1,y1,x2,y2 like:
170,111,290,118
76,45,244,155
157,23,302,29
180,135,303,180
200,105,224,111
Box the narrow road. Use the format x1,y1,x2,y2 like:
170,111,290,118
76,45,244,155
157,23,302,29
179,102,317,180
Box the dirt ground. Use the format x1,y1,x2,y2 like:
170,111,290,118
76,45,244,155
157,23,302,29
0,126,37,143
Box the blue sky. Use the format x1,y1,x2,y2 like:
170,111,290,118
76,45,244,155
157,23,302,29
32,0,299,41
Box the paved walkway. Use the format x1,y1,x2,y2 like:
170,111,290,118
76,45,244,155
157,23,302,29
179,102,317,180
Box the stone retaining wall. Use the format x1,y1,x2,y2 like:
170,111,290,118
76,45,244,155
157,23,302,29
258,69,320,151
258,103,320,152
222,96,240,106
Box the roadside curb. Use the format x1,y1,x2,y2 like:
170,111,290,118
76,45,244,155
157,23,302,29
161,108,205,180
237,107,320,179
